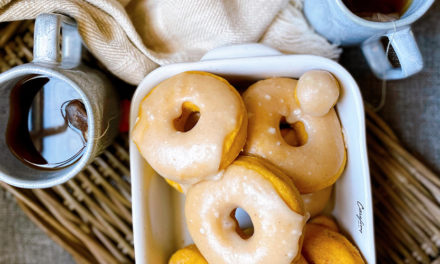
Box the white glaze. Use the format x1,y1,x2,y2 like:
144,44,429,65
185,162,307,264
243,77,346,193
132,72,244,185
296,70,340,117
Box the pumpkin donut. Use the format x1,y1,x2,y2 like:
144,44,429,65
132,71,247,186
301,186,333,218
242,76,346,193
185,156,307,264
169,244,207,264
309,215,339,232
295,255,309,264
302,224,365,264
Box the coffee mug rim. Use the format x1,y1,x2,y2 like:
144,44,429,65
335,0,435,30
0,64,95,189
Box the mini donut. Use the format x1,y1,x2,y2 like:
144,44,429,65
185,156,307,264
243,77,346,193
132,71,247,185
169,244,207,264
301,186,333,217
295,255,309,264
296,70,340,117
308,215,339,232
302,224,365,264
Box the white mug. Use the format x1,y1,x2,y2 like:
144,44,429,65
0,14,119,188
304,0,434,80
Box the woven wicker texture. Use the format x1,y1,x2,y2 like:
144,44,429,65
1,21,440,264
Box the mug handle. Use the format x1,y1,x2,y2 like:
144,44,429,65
361,26,423,80
33,13,82,68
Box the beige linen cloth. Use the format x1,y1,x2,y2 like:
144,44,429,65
0,0,340,85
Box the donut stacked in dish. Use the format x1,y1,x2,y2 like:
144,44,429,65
132,71,364,264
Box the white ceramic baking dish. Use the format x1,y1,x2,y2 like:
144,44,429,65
130,44,376,264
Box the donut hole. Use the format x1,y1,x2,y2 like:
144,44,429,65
230,208,254,239
279,117,308,147
173,102,200,132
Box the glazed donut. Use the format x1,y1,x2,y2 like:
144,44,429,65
169,244,207,264
185,156,307,264
132,71,247,186
296,70,340,117
301,186,333,218
242,77,346,193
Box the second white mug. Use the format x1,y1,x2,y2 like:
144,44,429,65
304,0,434,80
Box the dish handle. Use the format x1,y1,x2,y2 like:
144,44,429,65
201,43,282,61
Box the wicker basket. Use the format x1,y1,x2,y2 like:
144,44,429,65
1,21,439,264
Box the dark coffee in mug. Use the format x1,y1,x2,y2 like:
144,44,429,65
6,75,88,169
343,0,411,16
